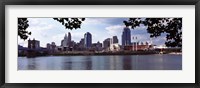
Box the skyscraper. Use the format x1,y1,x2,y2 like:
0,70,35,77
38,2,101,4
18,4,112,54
122,27,131,46
84,32,92,48
63,34,67,47
61,40,64,46
80,38,85,46
28,38,40,49
46,43,51,50
78,38,85,50
103,38,111,49
67,32,71,47
61,33,68,47
112,36,118,44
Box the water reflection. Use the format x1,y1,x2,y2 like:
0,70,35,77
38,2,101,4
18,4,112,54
61,56,72,70
27,58,36,70
122,55,132,70
109,56,122,70
18,54,182,70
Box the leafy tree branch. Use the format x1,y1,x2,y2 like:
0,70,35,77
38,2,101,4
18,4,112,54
124,18,182,47
18,18,85,40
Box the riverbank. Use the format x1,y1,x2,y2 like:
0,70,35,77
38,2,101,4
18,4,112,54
52,50,159,56
19,50,182,57
19,50,158,57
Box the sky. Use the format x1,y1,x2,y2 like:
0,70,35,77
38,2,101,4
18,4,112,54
18,18,166,47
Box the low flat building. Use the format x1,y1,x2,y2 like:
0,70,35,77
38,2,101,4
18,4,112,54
124,45,149,51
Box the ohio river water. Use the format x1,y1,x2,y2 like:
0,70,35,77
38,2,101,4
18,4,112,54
18,54,182,70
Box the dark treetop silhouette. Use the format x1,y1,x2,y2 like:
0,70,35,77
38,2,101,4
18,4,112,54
18,18,31,40
123,18,182,47
18,18,85,40
53,18,85,30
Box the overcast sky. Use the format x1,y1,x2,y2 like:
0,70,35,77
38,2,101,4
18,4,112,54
18,18,166,47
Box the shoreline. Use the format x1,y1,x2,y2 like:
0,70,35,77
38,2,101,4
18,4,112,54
18,50,182,57
52,51,158,56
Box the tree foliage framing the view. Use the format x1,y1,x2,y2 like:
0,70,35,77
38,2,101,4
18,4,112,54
123,18,182,47
18,18,85,40
18,18,31,40
18,17,182,47
53,18,85,30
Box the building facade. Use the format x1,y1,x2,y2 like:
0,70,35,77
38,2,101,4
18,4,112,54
124,42,150,51
84,32,92,48
103,38,111,50
28,38,40,49
67,32,71,47
91,41,103,51
112,36,118,44
122,27,131,46
60,32,73,51
61,34,68,47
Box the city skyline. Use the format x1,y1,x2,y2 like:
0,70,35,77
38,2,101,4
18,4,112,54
18,18,182,70
18,18,166,47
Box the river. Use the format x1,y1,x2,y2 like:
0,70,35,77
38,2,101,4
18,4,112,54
18,54,182,70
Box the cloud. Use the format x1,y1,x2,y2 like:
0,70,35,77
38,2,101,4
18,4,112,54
134,24,147,30
18,18,56,47
105,25,124,36
83,18,128,26
28,18,51,27
18,18,167,47
51,34,65,46
28,24,54,31
18,37,28,47
131,25,149,42
83,18,107,25
71,32,85,42
91,33,106,43
28,18,39,25
130,24,166,46
152,36,166,46
104,25,125,44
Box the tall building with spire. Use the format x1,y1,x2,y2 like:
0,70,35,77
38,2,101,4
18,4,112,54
122,27,131,46
67,32,71,47
61,33,68,47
